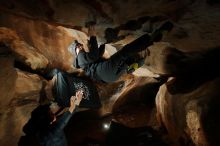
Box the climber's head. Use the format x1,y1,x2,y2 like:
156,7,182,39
74,40,84,55
68,40,84,55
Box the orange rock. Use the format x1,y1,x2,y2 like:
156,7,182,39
156,77,220,146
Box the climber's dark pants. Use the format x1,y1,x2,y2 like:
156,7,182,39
94,33,151,82
113,33,151,60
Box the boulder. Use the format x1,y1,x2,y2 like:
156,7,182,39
0,27,48,70
156,77,220,146
0,57,44,146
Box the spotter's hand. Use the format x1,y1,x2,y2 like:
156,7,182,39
74,90,84,105
69,90,83,113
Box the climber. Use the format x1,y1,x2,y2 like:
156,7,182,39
69,21,174,83
21,90,83,146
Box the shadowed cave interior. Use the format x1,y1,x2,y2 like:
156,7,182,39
0,0,220,146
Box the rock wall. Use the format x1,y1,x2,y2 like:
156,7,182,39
156,77,220,146
0,13,89,72
0,0,220,146
0,57,43,146
0,59,162,146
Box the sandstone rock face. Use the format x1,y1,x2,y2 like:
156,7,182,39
163,0,220,52
97,75,160,128
0,0,220,146
143,42,186,75
1,0,220,51
0,63,161,146
156,77,220,146
0,14,89,72
0,27,49,70
0,56,44,146
111,77,159,128
1,0,220,73
0,48,161,146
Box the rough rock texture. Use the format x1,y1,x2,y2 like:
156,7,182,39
93,75,161,128
0,60,161,146
156,77,220,146
141,42,185,75
0,0,220,146
0,14,79,72
0,44,161,145
0,27,49,70
0,0,219,51
0,57,44,146
111,77,160,128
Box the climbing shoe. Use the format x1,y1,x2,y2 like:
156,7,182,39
127,59,144,73
150,21,174,42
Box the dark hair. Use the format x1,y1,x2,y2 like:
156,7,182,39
23,104,54,135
